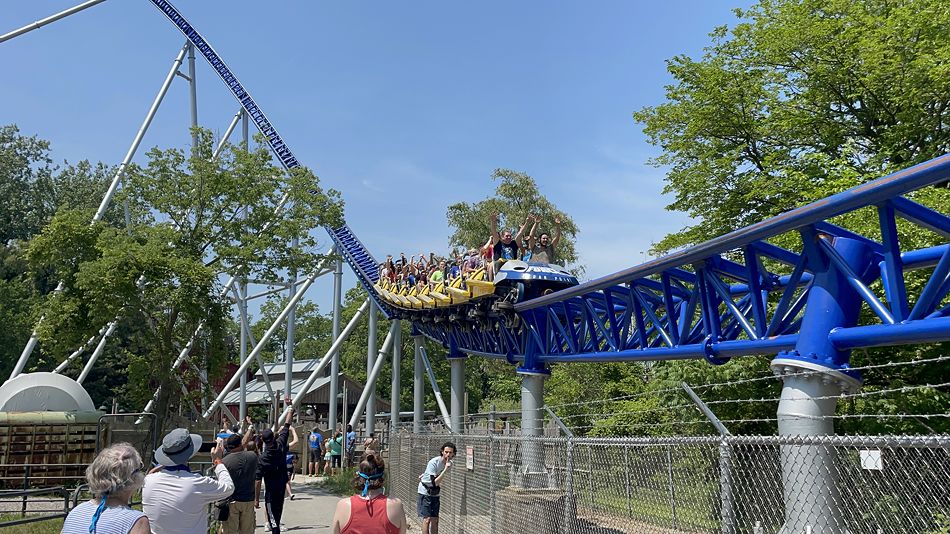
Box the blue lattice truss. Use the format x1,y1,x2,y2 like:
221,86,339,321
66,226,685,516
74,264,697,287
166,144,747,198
151,0,950,373
415,158,950,372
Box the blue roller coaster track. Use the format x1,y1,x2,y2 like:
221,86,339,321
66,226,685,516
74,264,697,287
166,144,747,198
149,0,950,378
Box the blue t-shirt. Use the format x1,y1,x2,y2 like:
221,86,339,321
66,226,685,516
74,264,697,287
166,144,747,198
345,431,356,451
308,432,323,450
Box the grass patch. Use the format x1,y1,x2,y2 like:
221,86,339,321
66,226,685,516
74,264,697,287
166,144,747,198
313,468,357,496
0,514,64,533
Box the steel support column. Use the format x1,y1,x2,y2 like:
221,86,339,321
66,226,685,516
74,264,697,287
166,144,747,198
238,279,248,422
772,236,872,534
285,238,298,409
413,331,424,433
519,369,547,486
365,301,378,435
328,259,343,430
448,340,466,434
390,320,402,436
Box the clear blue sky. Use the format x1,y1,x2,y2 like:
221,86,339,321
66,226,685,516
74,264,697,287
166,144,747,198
2,1,749,319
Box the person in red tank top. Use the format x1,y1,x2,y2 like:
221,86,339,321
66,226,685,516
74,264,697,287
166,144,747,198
331,454,407,534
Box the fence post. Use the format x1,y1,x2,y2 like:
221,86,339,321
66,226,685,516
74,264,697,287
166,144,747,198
681,382,735,534
21,465,30,516
625,444,633,518
667,446,677,530
489,430,497,533
563,436,575,534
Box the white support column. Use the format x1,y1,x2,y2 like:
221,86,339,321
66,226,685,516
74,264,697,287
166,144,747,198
419,345,452,431
348,324,396,430
0,0,107,43
413,334,424,433
390,320,401,436
449,357,465,433
239,279,248,422
76,321,117,384
365,301,378,435
285,238,299,409
328,260,343,430
203,271,319,420
274,300,370,422
186,42,198,147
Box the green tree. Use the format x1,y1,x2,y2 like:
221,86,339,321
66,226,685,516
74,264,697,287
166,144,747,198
629,0,950,435
0,125,118,380
26,128,344,427
634,0,950,252
446,168,582,275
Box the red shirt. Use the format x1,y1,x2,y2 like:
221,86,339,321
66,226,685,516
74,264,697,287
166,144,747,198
342,495,400,534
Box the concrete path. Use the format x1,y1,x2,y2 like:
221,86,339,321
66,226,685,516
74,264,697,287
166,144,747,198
253,478,340,533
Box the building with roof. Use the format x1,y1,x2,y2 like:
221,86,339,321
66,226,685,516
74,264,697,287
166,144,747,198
222,359,389,428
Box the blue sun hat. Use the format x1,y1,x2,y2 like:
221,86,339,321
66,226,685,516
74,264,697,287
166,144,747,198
154,428,202,467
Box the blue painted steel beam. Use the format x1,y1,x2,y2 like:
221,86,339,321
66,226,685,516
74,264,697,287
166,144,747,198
516,154,950,312
830,316,950,350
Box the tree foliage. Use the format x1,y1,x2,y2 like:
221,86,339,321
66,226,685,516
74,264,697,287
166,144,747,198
25,128,344,423
634,0,950,252
446,168,582,275
0,125,118,381
608,0,950,436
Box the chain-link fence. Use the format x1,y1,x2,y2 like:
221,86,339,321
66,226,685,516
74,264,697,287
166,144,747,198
388,432,950,534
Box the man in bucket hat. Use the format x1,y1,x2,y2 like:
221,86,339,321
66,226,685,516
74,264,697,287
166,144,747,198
143,428,235,534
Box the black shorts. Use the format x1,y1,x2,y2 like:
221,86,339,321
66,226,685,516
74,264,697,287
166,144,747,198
331,454,341,467
417,494,440,518
309,449,321,462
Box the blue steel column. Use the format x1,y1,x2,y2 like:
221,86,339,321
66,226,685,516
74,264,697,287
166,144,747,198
771,235,873,534
366,300,378,435
448,337,466,433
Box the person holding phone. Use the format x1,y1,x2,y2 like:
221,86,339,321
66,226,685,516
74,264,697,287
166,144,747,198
143,428,234,534
416,442,456,534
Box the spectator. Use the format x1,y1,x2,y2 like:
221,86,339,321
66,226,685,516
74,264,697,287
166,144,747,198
362,433,381,457
527,216,562,264
221,433,258,534
328,431,344,473
242,427,259,455
62,443,149,534
307,426,324,476
143,428,234,534
285,452,298,500
256,408,295,534
330,454,407,534
417,442,456,534
323,445,334,476
345,424,357,467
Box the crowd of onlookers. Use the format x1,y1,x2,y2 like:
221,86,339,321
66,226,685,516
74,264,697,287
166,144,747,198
379,213,562,287
62,408,414,534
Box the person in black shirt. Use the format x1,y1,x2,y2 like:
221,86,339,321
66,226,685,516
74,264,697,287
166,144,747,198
490,212,530,273
255,408,294,534
221,433,258,534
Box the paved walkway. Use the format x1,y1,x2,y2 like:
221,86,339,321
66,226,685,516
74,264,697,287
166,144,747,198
252,478,340,533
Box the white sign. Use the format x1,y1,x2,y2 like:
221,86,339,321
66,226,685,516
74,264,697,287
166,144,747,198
465,446,474,471
859,449,883,470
